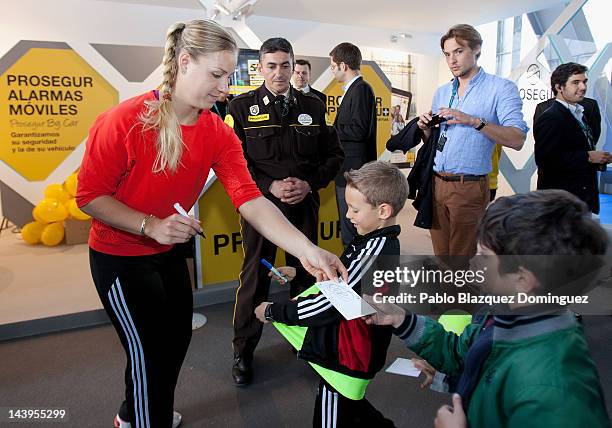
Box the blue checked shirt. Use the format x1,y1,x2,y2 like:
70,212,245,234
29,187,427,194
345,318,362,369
432,68,528,175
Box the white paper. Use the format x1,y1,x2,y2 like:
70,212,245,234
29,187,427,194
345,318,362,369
315,280,376,320
385,358,422,377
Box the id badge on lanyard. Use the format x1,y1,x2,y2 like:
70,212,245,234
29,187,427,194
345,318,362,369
577,119,595,150
437,79,459,152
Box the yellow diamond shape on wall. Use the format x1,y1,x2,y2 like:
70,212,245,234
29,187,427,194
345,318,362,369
0,41,118,181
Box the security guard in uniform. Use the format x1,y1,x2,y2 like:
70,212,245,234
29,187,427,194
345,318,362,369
226,37,344,386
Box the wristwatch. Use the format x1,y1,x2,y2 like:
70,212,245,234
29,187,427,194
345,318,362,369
475,118,487,131
264,303,274,322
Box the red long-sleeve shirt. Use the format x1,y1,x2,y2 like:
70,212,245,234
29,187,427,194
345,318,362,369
77,91,261,256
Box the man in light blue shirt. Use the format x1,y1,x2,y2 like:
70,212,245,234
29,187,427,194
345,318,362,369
418,24,527,257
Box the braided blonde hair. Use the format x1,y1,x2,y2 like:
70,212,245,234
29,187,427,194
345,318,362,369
140,19,237,173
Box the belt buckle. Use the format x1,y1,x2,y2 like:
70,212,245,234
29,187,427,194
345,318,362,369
437,173,453,182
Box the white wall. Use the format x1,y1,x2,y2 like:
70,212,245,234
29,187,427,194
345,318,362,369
248,16,446,118
359,46,443,117
414,54,444,114
246,15,441,57
1,0,205,49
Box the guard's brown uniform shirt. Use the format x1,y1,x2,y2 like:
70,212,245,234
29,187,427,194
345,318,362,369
226,85,343,358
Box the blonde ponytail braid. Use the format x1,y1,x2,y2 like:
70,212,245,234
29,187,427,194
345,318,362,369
139,20,237,174
140,22,186,173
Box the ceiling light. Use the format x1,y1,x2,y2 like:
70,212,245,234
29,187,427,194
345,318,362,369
391,32,412,43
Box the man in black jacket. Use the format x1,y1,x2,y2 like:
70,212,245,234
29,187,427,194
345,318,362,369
534,97,600,142
534,62,609,213
329,42,378,247
292,59,327,105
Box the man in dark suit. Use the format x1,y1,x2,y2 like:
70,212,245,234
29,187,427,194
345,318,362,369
292,59,327,105
534,62,609,214
534,98,601,142
329,42,377,246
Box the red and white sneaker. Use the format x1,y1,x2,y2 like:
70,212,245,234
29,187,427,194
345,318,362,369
113,414,130,428
113,411,182,428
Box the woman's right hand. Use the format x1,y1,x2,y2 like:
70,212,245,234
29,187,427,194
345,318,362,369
144,213,202,245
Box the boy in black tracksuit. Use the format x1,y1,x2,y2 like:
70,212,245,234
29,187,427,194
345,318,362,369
255,161,410,427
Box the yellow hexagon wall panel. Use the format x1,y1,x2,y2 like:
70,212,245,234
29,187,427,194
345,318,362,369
0,41,118,181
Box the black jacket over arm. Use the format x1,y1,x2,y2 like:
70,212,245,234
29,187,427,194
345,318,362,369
386,118,440,229
334,76,378,186
534,100,601,213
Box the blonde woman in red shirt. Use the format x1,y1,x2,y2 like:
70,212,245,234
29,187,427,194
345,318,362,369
76,20,346,428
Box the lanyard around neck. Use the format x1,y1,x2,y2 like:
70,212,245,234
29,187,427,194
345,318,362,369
561,100,594,149
577,117,595,149
448,78,459,108
442,79,460,135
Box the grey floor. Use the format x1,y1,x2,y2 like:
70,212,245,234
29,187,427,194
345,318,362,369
1,301,611,428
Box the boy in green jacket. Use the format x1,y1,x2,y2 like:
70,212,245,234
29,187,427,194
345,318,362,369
365,189,611,428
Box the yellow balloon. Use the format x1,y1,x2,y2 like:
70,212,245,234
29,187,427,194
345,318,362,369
33,198,69,224
21,221,46,244
64,173,78,197
40,222,65,246
67,198,90,220
32,206,45,223
45,184,70,204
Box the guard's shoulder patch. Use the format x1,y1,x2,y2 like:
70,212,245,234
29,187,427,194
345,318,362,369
224,114,234,128
233,90,256,101
301,91,319,100
297,90,326,111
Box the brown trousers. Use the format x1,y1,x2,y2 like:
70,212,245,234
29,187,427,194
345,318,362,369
430,174,490,257
232,192,319,357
